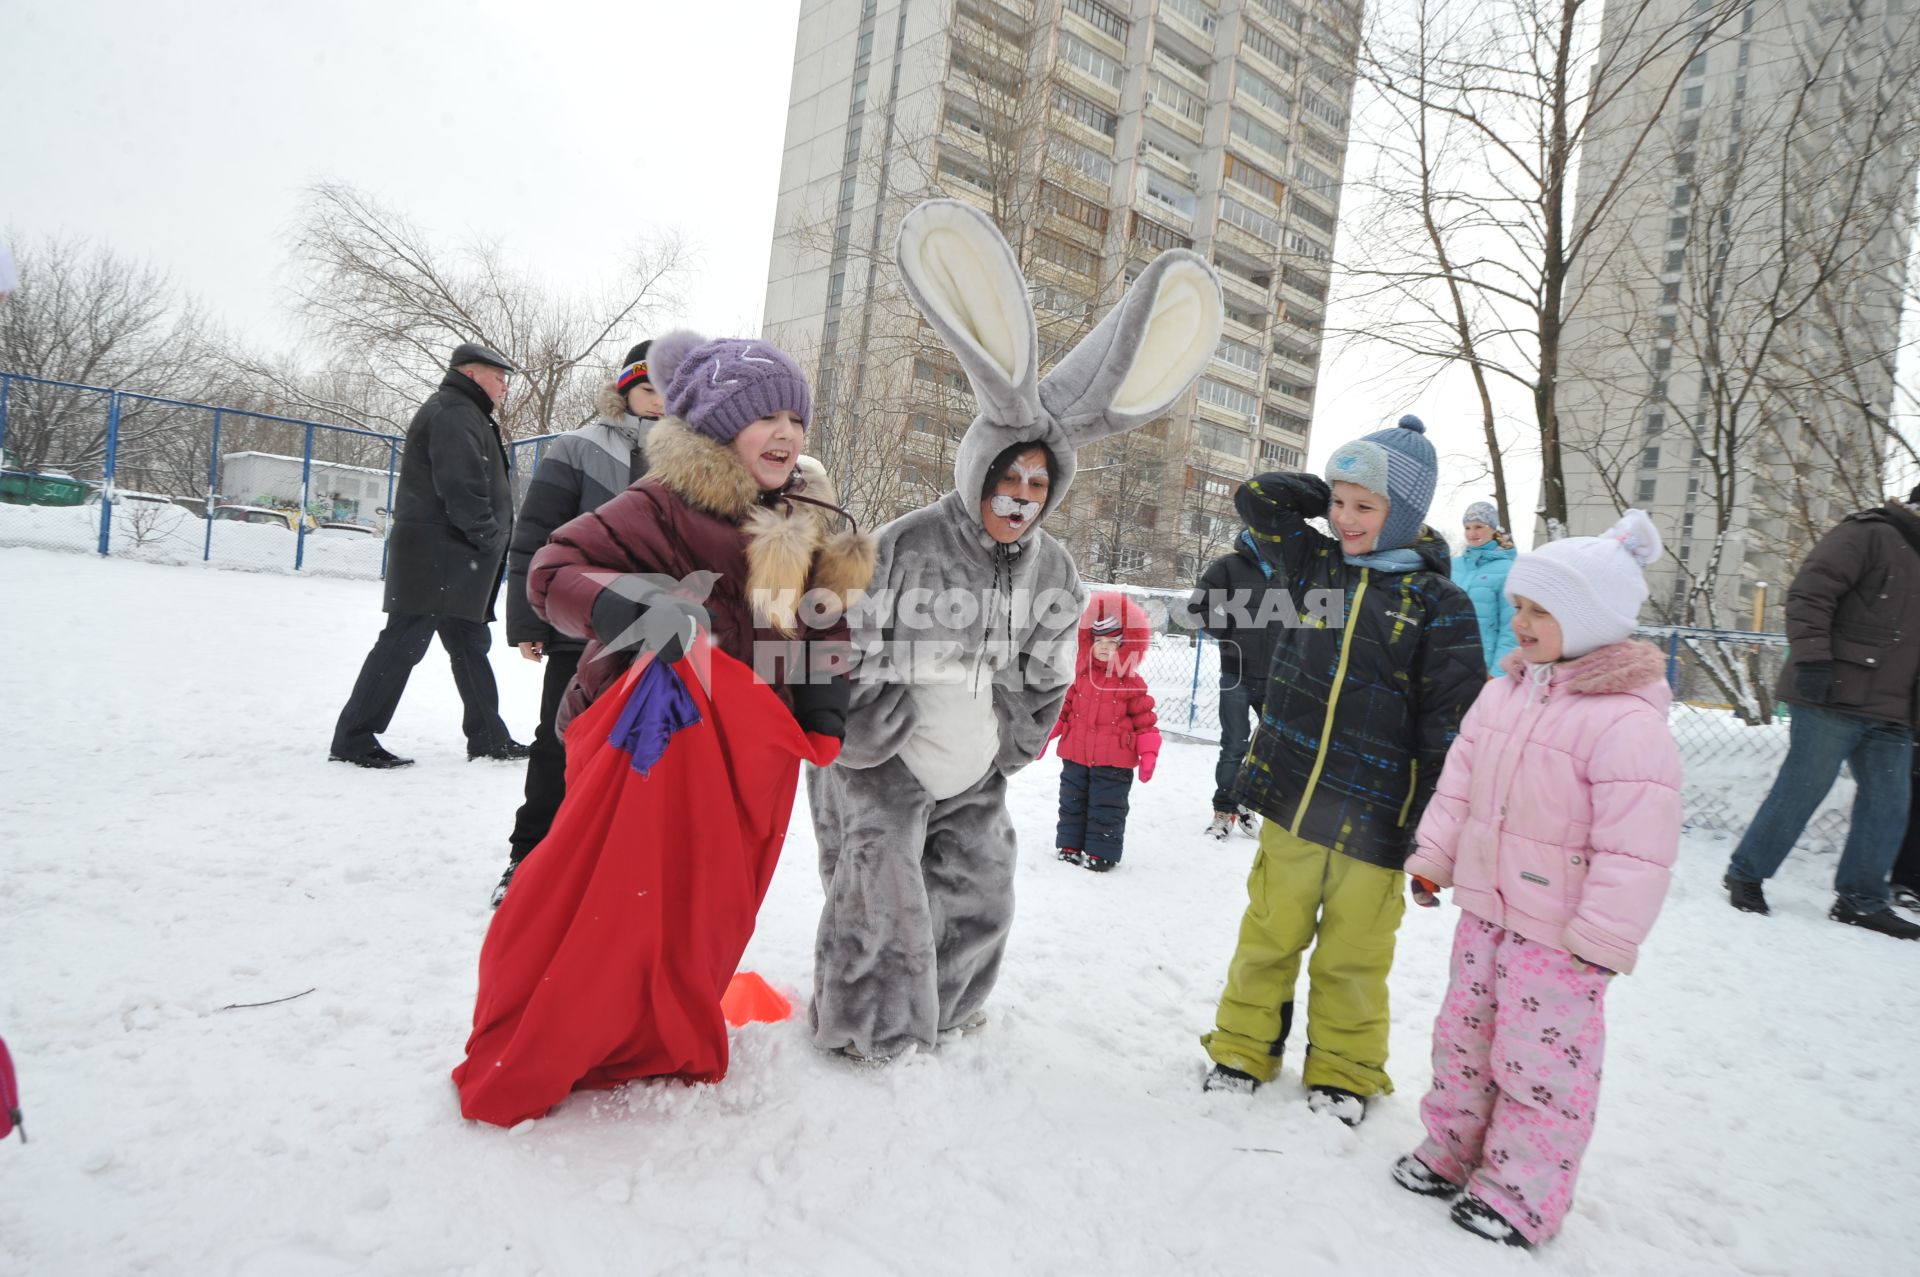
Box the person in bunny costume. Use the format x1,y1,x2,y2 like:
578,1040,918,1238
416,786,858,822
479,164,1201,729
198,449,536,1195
807,199,1223,1062
1393,510,1684,1249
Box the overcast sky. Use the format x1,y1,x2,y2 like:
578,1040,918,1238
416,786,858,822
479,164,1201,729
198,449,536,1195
49,0,1917,545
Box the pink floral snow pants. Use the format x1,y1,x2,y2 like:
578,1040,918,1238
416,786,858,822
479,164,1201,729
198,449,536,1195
1413,913,1610,1246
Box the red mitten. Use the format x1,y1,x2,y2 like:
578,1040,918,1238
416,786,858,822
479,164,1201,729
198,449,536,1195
1410,874,1440,908
1137,731,1162,783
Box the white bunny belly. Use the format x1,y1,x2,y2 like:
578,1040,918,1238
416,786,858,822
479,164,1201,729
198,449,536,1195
899,675,1000,801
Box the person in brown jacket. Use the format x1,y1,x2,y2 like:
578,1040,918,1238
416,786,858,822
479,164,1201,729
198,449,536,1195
1724,489,1920,939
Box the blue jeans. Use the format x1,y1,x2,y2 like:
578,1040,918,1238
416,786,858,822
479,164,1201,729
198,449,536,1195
1214,676,1266,812
1728,703,1914,912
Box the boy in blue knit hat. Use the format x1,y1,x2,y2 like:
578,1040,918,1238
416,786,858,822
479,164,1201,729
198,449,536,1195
1200,414,1487,1126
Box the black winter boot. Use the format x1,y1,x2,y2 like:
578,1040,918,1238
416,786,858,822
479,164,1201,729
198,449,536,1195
1202,1064,1261,1095
1450,1195,1532,1248
1830,899,1920,939
1725,873,1770,915
1390,1154,1461,1199
1307,1084,1366,1127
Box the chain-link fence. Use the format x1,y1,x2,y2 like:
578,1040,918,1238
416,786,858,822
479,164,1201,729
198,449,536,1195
0,372,563,583
1094,585,1837,851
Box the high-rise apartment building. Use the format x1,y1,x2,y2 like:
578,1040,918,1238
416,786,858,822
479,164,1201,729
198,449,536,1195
762,0,1363,586
1556,0,1919,628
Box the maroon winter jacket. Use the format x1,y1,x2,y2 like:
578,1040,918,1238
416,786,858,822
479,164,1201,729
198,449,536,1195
1051,592,1162,771
527,418,877,734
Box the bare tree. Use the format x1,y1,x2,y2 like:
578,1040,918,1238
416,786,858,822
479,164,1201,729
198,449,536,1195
287,182,686,440
0,234,222,479
1559,5,1920,721
1349,0,1749,535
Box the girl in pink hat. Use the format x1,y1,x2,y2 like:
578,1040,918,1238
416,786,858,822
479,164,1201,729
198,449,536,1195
1393,510,1684,1249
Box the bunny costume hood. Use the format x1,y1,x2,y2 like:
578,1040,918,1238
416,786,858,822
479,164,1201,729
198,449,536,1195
808,199,1222,1061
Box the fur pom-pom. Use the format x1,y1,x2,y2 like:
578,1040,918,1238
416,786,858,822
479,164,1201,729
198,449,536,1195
1397,414,1426,434
1609,508,1663,566
647,329,707,398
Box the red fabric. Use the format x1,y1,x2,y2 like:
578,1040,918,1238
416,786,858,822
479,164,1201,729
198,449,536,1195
452,643,840,1128
1055,592,1160,770
0,1034,20,1142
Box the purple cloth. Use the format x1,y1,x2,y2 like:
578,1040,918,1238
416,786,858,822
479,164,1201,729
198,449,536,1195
608,658,703,778
661,337,810,443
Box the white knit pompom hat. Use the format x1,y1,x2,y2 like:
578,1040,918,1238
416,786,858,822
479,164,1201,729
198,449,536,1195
1504,510,1663,659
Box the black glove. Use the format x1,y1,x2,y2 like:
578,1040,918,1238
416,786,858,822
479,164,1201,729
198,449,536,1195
789,677,851,739
590,589,692,664
1793,660,1834,703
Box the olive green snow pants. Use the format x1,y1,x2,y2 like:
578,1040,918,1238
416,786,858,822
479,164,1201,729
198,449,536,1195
1202,823,1407,1095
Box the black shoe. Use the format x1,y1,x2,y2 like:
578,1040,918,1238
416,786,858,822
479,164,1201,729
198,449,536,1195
468,740,532,762
1450,1195,1532,1248
1079,852,1117,873
1390,1154,1461,1200
329,745,414,769
1057,848,1085,866
1829,899,1920,939
490,865,515,909
1892,883,1920,913
1724,873,1769,915
1307,1084,1366,1127
1203,1064,1261,1095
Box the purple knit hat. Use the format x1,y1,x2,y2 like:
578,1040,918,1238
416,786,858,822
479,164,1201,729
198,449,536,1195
648,329,811,444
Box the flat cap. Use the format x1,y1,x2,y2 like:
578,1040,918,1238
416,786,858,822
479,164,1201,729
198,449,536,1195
448,341,514,372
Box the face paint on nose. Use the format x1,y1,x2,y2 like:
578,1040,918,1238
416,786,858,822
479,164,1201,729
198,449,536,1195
990,494,1043,528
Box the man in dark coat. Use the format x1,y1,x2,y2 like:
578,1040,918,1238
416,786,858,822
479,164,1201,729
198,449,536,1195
490,341,660,905
1724,489,1920,939
1184,514,1291,840
328,342,527,768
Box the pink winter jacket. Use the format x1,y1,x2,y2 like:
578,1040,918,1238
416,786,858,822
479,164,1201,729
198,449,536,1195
1405,640,1683,975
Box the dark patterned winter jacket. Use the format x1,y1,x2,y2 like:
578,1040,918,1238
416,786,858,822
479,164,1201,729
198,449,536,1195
505,403,653,651
1232,472,1487,869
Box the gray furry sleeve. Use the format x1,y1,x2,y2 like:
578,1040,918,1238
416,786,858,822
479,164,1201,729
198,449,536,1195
833,533,918,769
993,549,1084,774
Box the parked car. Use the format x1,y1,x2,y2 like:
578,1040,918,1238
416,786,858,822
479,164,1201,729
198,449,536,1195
211,504,300,530
313,521,379,536
0,466,89,507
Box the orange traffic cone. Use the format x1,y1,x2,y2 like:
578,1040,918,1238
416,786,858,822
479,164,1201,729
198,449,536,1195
721,972,793,1027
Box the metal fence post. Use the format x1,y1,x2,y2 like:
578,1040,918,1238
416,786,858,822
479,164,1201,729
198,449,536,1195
0,373,10,460
97,391,122,556
1666,629,1681,692
1188,631,1205,733
295,422,315,571
203,409,223,562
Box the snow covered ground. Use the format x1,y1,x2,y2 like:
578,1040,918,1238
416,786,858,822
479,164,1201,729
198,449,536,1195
2,546,1916,1276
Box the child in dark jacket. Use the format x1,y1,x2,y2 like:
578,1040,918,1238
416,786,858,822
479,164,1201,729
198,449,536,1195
1043,592,1160,872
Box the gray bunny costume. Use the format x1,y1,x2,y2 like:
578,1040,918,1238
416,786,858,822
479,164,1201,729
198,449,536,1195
808,200,1223,1060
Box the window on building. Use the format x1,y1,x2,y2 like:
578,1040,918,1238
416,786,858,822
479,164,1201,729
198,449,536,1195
1659,313,1678,337
1050,135,1115,184
1302,130,1344,166
1686,52,1707,76
1054,87,1119,137
855,29,874,67
1668,215,1689,240
1149,71,1208,123
1251,0,1306,33
1281,264,1328,302
1154,40,1210,82
1212,248,1272,290
1214,337,1263,374
1195,420,1252,457
1300,90,1348,131
1240,20,1298,74
1664,248,1685,272
1641,445,1661,469
1163,0,1220,36
1139,166,1198,220
1662,280,1681,303
1268,376,1314,402
1292,156,1338,199
1646,410,1666,435
1263,405,1310,434
937,153,992,193
1219,195,1284,243
1285,229,1330,262
1223,153,1286,206
1292,199,1337,235
1638,477,1659,503
1197,378,1260,419
1684,84,1703,109
1236,64,1293,118
1131,213,1194,253
1672,182,1692,206
1224,299,1266,329
1064,0,1128,42
1230,108,1290,164
1260,440,1304,466
1653,346,1672,371
1059,31,1124,87
838,173,858,211
1033,232,1100,277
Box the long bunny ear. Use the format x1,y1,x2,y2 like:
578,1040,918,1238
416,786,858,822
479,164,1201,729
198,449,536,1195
895,199,1041,430
1039,249,1222,443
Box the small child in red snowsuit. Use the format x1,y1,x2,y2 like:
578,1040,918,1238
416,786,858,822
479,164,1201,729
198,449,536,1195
1041,591,1160,872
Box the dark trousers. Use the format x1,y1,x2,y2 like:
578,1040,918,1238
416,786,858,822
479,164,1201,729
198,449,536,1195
1213,675,1266,812
507,646,583,866
1897,758,1920,891
331,612,510,757
1727,703,1913,913
1057,761,1135,863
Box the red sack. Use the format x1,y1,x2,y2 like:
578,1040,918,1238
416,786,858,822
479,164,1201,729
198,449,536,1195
452,644,839,1127
1,1034,22,1142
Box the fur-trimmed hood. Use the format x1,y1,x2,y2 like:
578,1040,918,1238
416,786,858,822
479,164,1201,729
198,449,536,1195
1499,638,1669,699
642,416,877,634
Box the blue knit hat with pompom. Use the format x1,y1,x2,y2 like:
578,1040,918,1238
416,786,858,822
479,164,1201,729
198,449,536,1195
1324,414,1438,552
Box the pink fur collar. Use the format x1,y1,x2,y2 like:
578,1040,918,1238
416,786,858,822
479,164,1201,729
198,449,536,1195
1499,639,1667,694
